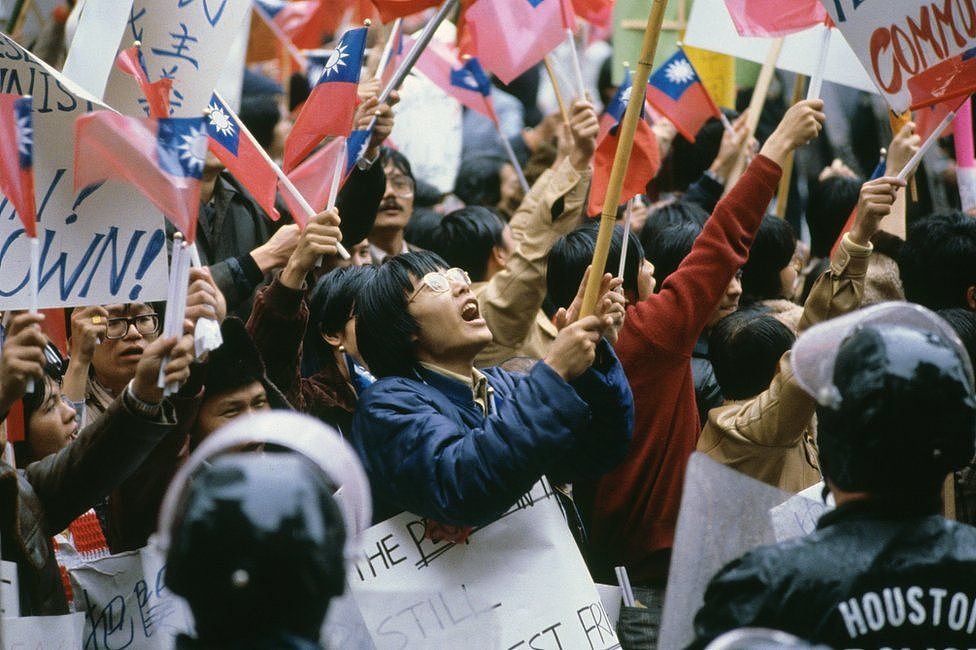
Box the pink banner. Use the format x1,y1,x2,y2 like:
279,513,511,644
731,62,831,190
954,96,975,169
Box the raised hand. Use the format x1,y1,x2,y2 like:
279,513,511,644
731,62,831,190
68,305,109,364
759,99,827,167
885,122,922,177
568,100,599,170
251,224,301,274
131,335,195,405
280,208,343,289
185,267,227,331
0,312,48,415
849,176,906,246
710,111,752,182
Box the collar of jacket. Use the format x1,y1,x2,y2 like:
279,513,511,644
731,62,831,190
693,335,710,359
416,364,490,415
816,496,943,531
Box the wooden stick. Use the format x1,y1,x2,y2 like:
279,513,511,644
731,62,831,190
544,55,571,125
580,0,669,317
373,18,402,81
9,0,32,40
775,74,807,218
618,199,634,279
726,37,785,191
943,474,957,520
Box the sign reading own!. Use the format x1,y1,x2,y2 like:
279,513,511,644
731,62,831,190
349,481,621,650
821,0,976,113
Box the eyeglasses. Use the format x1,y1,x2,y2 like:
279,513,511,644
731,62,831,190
407,268,471,303
387,175,414,197
105,313,160,340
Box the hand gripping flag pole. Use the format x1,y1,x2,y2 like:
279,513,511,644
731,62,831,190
580,0,669,317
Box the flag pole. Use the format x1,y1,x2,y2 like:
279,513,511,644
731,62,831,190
564,29,587,100
898,112,955,182
775,73,807,218
498,131,530,193
580,0,669,317
252,4,309,72
617,199,634,279
544,55,571,125
25,235,39,393
326,140,346,211
212,91,350,259
725,37,785,192
805,26,831,101
377,0,460,105
373,18,402,81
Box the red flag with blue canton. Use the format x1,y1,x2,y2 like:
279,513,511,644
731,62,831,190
369,0,440,22
74,113,206,243
282,129,369,225
115,45,173,119
410,36,497,122
206,93,280,221
588,69,660,216
284,26,367,171
0,94,37,239
646,49,721,143
253,0,343,49
463,0,572,85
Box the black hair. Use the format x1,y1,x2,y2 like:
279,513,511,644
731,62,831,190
404,208,441,250
807,175,862,259
238,94,281,150
665,111,737,191
380,147,414,185
901,212,976,310
424,207,507,282
413,178,443,208
741,215,797,303
639,200,708,267
709,307,796,400
15,344,67,467
940,308,976,367
547,222,644,310
356,251,448,378
454,155,506,207
642,218,703,292
308,265,377,368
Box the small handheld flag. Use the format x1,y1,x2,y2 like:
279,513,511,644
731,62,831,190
723,0,827,38
646,49,722,143
285,26,368,171
115,44,173,119
74,113,207,243
0,94,37,239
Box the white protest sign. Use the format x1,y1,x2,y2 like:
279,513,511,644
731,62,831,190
2,612,85,649
349,481,620,650
1,559,18,617
769,491,831,543
62,0,135,101
69,547,194,650
684,0,877,94
820,0,976,113
101,0,251,117
0,33,168,310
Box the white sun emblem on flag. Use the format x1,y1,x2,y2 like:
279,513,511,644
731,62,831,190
620,85,633,107
15,112,32,157
178,126,207,174
207,103,235,138
322,43,349,78
665,58,696,85
355,137,369,163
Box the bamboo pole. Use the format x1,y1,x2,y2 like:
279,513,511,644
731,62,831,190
580,0,669,317
775,74,807,218
726,37,785,192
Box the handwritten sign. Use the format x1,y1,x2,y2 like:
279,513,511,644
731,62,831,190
0,33,168,310
102,0,251,118
349,481,620,650
820,0,976,113
1,559,19,617
68,547,194,650
769,491,831,542
3,612,85,648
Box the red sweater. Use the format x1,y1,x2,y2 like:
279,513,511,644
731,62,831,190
586,156,781,583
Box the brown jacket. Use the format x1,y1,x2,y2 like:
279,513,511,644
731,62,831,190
1,395,175,615
696,233,872,493
474,158,590,366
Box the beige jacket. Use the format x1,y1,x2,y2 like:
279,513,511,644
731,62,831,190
697,233,873,493
474,158,590,367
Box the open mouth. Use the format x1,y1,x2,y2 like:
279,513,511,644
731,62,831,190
461,299,481,322
119,347,143,359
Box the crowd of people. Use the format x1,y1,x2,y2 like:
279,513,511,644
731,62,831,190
2,17,976,650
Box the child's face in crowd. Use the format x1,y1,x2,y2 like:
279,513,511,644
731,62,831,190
27,378,78,462
91,303,160,391
374,163,414,232
407,267,493,366
706,272,743,329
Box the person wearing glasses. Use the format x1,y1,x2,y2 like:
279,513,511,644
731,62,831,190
61,269,226,426
369,148,424,266
352,251,634,529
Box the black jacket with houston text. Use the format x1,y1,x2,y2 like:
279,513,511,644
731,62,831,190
689,499,976,649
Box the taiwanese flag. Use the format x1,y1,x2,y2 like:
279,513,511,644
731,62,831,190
253,0,342,49
284,26,368,171
464,0,570,85
587,70,660,216
410,36,497,121
282,129,367,226
74,113,206,243
369,0,441,22
906,48,976,112
0,94,36,239
723,0,826,37
572,0,613,30
646,49,721,143
115,45,173,119
206,94,280,221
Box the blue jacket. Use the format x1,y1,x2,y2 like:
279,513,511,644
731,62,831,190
352,341,634,526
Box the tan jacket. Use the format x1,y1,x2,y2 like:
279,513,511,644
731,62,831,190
697,233,873,493
474,158,590,367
